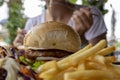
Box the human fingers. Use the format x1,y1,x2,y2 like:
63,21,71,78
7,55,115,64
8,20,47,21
18,29,26,35
71,14,86,35
80,8,93,26
74,10,91,29
14,33,25,46
72,10,91,32
16,35,24,43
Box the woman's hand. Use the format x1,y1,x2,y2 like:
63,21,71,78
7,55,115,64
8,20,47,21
71,7,93,35
13,29,26,47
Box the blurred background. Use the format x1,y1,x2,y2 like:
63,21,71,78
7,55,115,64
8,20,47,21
0,0,120,51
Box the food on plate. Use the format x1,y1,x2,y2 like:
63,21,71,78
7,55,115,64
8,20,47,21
17,21,81,79
38,39,120,80
0,46,35,80
23,21,81,61
0,57,34,80
0,68,7,80
0,46,6,58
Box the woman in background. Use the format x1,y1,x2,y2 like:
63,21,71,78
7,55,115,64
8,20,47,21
13,0,107,48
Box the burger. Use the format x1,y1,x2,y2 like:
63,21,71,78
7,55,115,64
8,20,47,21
18,21,81,73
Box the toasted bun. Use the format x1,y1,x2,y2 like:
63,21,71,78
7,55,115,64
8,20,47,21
23,21,81,52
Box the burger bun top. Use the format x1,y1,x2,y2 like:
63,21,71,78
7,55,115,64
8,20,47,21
23,21,81,52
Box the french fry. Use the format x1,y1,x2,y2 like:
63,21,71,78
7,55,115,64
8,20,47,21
84,60,107,70
40,44,92,77
106,63,120,75
93,55,105,64
64,70,120,80
58,43,92,65
39,40,120,80
105,56,116,63
39,67,60,79
58,62,72,70
71,40,107,66
40,62,72,79
40,66,76,80
52,67,76,80
77,63,85,71
40,60,57,72
97,46,115,56
39,44,92,78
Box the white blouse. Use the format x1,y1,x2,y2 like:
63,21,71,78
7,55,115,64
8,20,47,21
24,6,107,41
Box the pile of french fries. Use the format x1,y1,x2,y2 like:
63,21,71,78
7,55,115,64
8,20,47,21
39,40,120,80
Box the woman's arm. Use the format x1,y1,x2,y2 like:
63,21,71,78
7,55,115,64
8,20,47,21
89,32,107,46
